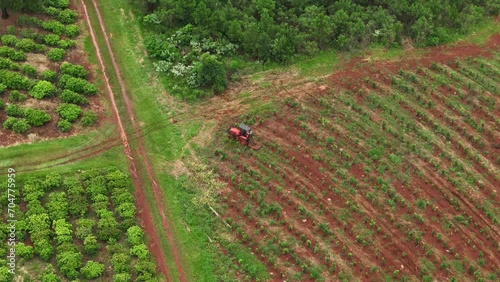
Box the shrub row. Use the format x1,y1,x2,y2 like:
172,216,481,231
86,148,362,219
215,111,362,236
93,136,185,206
59,74,97,95
5,104,51,126
29,80,57,99
3,117,31,134
60,62,88,78
0,70,30,90
0,46,26,61
0,57,20,70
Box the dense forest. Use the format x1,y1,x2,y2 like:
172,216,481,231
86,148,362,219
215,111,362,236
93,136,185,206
130,0,499,97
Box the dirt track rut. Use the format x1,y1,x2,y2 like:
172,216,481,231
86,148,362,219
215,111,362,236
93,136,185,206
80,0,186,281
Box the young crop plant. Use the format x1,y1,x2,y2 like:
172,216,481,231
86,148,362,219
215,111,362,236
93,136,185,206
29,80,57,99
41,70,57,82
42,20,66,35
60,89,89,105
59,74,98,95
60,62,88,78
1,34,18,46
58,39,76,49
64,24,80,38
56,103,82,122
57,9,78,24
5,104,25,117
48,48,65,61
20,64,38,78
44,34,61,46
0,57,19,70
15,38,38,52
24,108,51,126
0,70,30,89
57,119,72,132
3,117,31,133
81,111,98,126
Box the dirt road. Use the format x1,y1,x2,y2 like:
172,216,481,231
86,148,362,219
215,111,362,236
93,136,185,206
79,0,187,281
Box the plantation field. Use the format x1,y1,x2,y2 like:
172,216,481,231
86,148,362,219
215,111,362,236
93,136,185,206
205,42,500,281
0,168,159,281
0,1,101,145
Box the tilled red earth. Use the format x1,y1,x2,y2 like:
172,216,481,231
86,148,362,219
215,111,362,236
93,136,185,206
209,31,500,281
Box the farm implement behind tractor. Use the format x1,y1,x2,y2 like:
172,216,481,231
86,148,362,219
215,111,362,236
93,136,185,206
227,123,262,150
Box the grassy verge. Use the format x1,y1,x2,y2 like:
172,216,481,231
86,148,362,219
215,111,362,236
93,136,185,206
84,0,263,280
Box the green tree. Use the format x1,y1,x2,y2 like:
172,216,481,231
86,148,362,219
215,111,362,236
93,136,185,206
299,5,334,49
0,0,43,19
192,53,227,94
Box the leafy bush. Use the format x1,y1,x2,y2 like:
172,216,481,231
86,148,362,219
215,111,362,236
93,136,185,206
17,16,42,27
29,81,57,99
0,58,19,70
81,111,97,126
0,46,26,61
56,249,82,279
20,64,38,78
19,28,38,39
0,83,6,94
45,0,69,9
47,48,65,61
10,51,26,61
9,90,27,103
56,103,82,122
3,117,17,129
0,70,30,89
1,35,18,46
16,243,34,260
60,62,88,78
42,20,66,35
44,34,60,46
58,39,76,49
44,6,61,16
6,25,16,35
81,261,104,279
12,118,31,133
57,9,78,24
57,119,72,132
126,226,144,246
24,108,51,126
41,70,57,82
6,104,25,117
59,75,97,95
60,90,88,105
4,117,31,134
64,25,80,38
0,100,5,110
15,38,37,52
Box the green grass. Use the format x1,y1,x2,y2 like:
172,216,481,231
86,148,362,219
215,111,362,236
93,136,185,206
85,0,265,280
0,123,124,179
294,49,339,77
455,17,500,45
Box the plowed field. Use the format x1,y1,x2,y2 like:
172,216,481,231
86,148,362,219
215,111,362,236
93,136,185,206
207,40,500,281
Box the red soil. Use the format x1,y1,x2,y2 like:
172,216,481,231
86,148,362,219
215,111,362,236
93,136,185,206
79,0,188,281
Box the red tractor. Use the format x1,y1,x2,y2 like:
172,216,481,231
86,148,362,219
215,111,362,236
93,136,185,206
228,123,253,146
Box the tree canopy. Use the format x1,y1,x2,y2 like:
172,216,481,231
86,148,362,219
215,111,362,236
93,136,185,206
133,0,499,97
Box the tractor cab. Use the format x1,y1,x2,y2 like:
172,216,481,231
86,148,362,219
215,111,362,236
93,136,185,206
239,123,252,138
